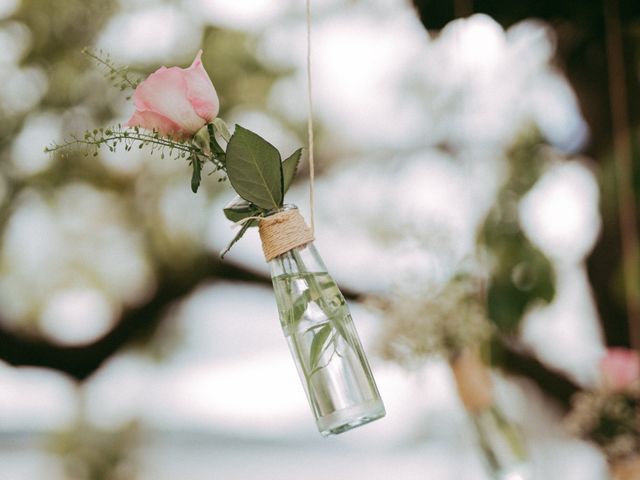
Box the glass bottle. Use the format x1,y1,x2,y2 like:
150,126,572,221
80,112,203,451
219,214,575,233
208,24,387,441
610,456,640,480
471,405,532,480
266,209,385,435
452,350,531,479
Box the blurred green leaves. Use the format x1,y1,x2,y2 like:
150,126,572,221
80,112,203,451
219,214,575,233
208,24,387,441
13,0,118,110
15,0,116,58
200,27,286,116
48,420,140,480
481,135,556,332
485,227,555,332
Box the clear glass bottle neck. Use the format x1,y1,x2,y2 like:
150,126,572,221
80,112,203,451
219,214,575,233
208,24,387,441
268,243,327,278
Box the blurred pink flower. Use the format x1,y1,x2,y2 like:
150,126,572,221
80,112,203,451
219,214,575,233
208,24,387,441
127,50,219,139
600,348,640,392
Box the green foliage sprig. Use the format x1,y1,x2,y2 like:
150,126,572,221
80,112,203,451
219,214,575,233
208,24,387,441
82,47,141,97
46,51,303,257
46,125,200,158
220,126,302,256
47,122,302,256
375,275,492,367
481,135,556,332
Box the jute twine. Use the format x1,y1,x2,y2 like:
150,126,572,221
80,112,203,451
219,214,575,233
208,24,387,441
612,456,640,480
259,209,315,261
305,0,316,234
254,7,316,263
451,349,494,413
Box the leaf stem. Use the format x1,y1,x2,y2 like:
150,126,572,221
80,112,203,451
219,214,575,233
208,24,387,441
47,131,191,154
82,48,140,91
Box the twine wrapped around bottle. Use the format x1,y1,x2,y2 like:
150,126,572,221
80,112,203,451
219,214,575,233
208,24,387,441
451,349,494,413
612,456,640,480
259,209,315,261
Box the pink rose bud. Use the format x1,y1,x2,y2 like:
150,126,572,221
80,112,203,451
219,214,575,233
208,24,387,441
127,50,219,140
600,348,640,392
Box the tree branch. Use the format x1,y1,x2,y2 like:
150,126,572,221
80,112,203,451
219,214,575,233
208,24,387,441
0,253,580,408
0,258,269,382
603,0,640,349
497,339,580,408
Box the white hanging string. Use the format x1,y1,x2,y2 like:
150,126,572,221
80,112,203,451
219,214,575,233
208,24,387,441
305,0,316,234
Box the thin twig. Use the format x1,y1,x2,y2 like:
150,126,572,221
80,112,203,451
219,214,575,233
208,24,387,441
82,47,140,91
603,0,640,349
47,132,193,155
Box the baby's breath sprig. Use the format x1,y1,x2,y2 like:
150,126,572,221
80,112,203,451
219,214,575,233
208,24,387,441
44,125,228,183
46,125,192,157
82,48,141,98
375,274,492,368
565,382,640,463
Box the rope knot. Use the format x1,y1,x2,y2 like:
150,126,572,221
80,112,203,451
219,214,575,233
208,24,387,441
259,208,315,261
451,349,494,413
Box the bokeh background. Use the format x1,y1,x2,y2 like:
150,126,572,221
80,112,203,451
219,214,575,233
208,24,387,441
0,0,639,478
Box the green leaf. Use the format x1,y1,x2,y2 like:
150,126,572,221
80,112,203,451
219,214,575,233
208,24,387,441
319,278,342,301
223,195,261,223
329,310,355,352
304,322,330,334
207,123,226,156
225,125,283,209
282,148,302,194
291,290,311,323
309,324,333,371
193,125,211,156
220,220,257,258
191,154,202,193
224,149,301,220
212,118,232,142
486,234,555,332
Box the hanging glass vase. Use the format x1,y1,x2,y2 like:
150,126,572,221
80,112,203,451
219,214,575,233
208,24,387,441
259,206,385,436
611,456,640,480
452,350,531,480
471,406,531,480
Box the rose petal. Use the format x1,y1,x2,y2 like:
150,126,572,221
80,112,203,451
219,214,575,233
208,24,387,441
126,110,186,139
600,348,640,392
133,66,205,136
184,50,220,122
